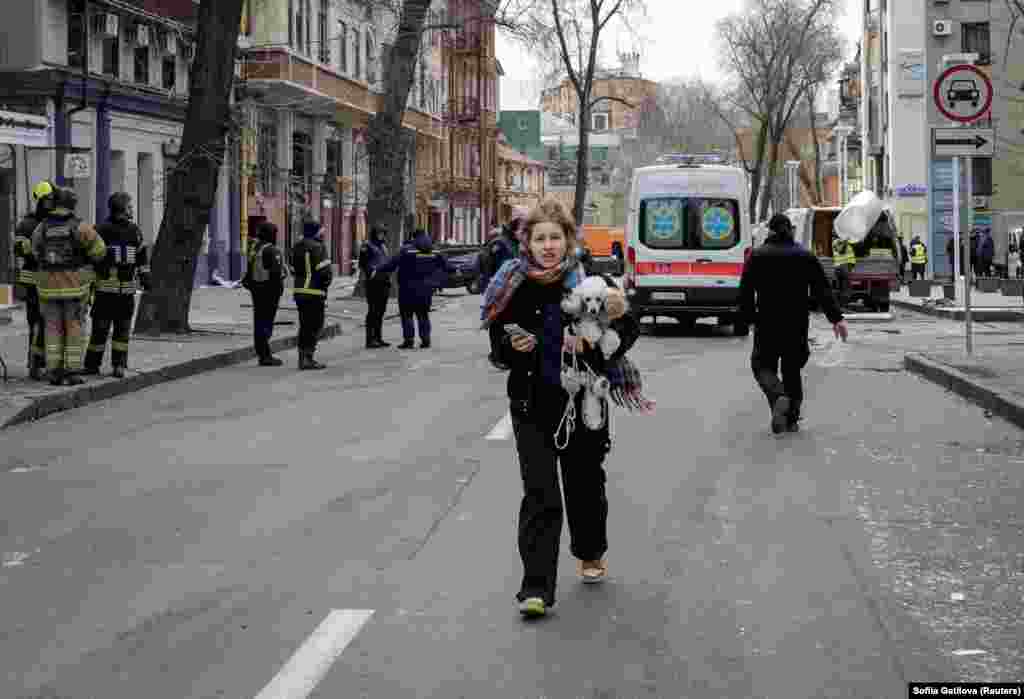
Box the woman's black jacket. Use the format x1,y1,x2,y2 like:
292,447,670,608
494,274,640,432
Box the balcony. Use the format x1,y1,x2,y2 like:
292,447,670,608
239,47,444,139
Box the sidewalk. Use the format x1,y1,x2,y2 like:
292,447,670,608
905,349,1024,430
891,282,1024,321
0,277,377,429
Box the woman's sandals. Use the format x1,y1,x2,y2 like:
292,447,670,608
578,559,608,584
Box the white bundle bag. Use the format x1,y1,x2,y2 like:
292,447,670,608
833,191,884,243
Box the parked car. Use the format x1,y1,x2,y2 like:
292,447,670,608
436,245,483,293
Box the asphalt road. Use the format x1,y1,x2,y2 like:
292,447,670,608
1,291,1022,699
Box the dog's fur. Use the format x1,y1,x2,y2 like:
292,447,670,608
561,276,622,358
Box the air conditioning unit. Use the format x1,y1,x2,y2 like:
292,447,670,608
933,20,953,37
131,25,150,47
972,195,990,209
93,12,120,38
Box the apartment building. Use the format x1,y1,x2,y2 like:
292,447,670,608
0,0,212,276
863,0,1023,276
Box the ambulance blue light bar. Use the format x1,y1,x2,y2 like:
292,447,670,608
654,153,726,165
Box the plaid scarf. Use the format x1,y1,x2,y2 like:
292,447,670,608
607,355,656,414
479,252,581,328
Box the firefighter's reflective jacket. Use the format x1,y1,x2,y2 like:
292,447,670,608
13,214,41,288
833,238,856,267
94,216,150,295
291,237,332,298
31,211,107,301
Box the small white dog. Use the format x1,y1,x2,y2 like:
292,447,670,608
561,276,622,358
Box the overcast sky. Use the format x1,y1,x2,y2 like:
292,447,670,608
496,0,862,110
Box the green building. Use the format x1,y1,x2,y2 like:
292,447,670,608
498,111,545,162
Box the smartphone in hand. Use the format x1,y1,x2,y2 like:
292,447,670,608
504,323,534,339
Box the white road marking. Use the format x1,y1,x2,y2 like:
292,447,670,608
486,411,513,440
254,609,374,699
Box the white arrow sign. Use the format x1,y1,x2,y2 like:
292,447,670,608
932,127,995,157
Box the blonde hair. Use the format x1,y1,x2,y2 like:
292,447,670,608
524,198,578,250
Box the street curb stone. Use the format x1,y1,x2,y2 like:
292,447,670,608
904,352,1024,430
1,322,342,430
891,298,1024,322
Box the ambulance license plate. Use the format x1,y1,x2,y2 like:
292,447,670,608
652,291,687,302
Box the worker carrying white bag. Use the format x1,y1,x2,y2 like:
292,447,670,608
833,191,883,243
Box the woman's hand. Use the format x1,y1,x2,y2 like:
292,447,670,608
563,330,587,354
605,288,628,320
510,334,537,353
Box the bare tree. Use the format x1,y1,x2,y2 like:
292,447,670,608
713,0,844,222
613,80,734,207
135,0,245,334
523,0,644,225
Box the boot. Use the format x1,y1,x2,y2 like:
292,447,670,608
81,366,101,376
373,331,390,348
29,365,44,381
63,373,84,386
398,339,416,350
258,356,283,367
365,328,378,350
111,366,126,378
299,350,326,370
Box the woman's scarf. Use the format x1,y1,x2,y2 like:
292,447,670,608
479,251,582,328
606,356,656,414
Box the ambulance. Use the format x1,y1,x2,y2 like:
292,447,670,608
623,155,753,336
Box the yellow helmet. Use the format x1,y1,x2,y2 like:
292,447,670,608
32,180,54,202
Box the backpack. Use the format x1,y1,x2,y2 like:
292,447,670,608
249,243,285,283
39,218,82,269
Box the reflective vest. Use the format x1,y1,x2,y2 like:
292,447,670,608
910,243,927,265
833,239,856,266
869,247,895,259
248,242,286,284
32,214,107,301
13,236,37,287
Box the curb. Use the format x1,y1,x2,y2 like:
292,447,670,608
1,322,343,430
891,298,1024,322
904,352,1024,430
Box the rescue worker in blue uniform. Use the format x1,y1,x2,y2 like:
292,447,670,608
13,180,56,380
739,214,848,434
83,192,151,378
291,218,333,369
242,221,287,366
375,229,452,349
358,226,392,348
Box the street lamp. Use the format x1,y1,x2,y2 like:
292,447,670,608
832,124,855,206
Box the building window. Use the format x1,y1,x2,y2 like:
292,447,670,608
67,0,86,69
134,46,150,84
102,36,120,77
592,112,608,132
972,157,992,195
365,31,375,83
290,0,311,55
326,139,342,181
257,114,277,194
962,23,991,64
354,27,361,79
162,57,176,91
337,21,347,73
419,61,427,108
318,0,328,63
518,118,528,130
292,132,313,181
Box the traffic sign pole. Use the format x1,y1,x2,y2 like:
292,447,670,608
965,156,973,355
953,156,961,303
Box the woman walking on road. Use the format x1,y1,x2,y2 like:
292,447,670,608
480,199,645,619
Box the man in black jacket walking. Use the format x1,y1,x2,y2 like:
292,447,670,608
739,214,848,434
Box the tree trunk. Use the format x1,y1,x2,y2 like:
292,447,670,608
134,0,245,334
747,121,769,224
759,137,781,222
366,0,431,258
807,90,824,204
573,97,591,227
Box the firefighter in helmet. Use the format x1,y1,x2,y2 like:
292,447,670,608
13,180,57,379
31,186,107,385
83,192,150,378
